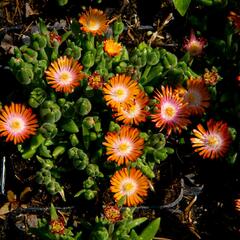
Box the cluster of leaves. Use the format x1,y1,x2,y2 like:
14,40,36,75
6,15,195,201
31,204,160,240
0,0,240,238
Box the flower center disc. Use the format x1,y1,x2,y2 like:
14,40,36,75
113,87,127,102
9,118,24,133
123,182,134,192
118,142,131,154
88,20,100,30
162,104,177,120
59,71,72,83
207,135,221,149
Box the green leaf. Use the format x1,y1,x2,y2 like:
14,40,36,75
128,217,147,230
173,0,191,16
139,217,161,240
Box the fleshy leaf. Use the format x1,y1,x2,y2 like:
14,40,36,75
173,0,191,16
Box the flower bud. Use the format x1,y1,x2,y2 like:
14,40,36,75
147,49,160,66
40,100,61,123
109,121,120,132
82,51,95,68
68,147,89,170
46,180,58,195
36,169,51,184
113,20,125,37
9,57,24,70
153,148,168,162
82,116,95,129
76,97,92,116
28,87,47,108
84,190,97,200
16,66,34,85
83,177,95,189
31,33,47,48
39,122,58,139
32,41,40,51
149,133,166,148
86,164,101,177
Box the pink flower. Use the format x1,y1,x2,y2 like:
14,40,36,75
184,30,207,56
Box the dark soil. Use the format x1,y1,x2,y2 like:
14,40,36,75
0,0,240,240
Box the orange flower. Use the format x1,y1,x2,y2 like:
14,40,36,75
183,78,210,116
203,67,221,86
228,11,240,30
184,30,207,56
190,119,232,159
45,56,84,93
234,198,240,212
174,86,187,99
103,125,144,165
49,32,62,45
103,74,140,110
79,8,108,35
88,71,104,89
113,91,149,125
50,218,65,235
151,85,190,135
104,39,122,57
110,168,149,206
103,205,122,223
0,103,38,144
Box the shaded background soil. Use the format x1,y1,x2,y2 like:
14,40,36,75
0,0,240,239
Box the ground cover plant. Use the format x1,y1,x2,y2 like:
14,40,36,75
0,0,239,239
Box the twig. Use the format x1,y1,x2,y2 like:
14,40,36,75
0,156,6,195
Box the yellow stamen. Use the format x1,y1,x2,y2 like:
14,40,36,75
123,182,134,192
59,72,71,82
88,20,100,30
119,143,129,152
165,106,176,118
207,135,219,148
116,89,124,97
10,120,22,132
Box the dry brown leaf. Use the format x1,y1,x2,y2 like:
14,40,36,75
0,34,14,53
20,204,28,209
7,190,17,203
25,3,38,18
20,187,32,202
0,0,10,8
0,215,6,220
0,202,10,216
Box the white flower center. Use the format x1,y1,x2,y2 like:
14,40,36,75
206,134,222,150
123,103,140,118
120,178,137,196
8,117,25,134
57,70,73,85
161,102,177,120
117,140,133,156
87,20,100,31
112,86,128,102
